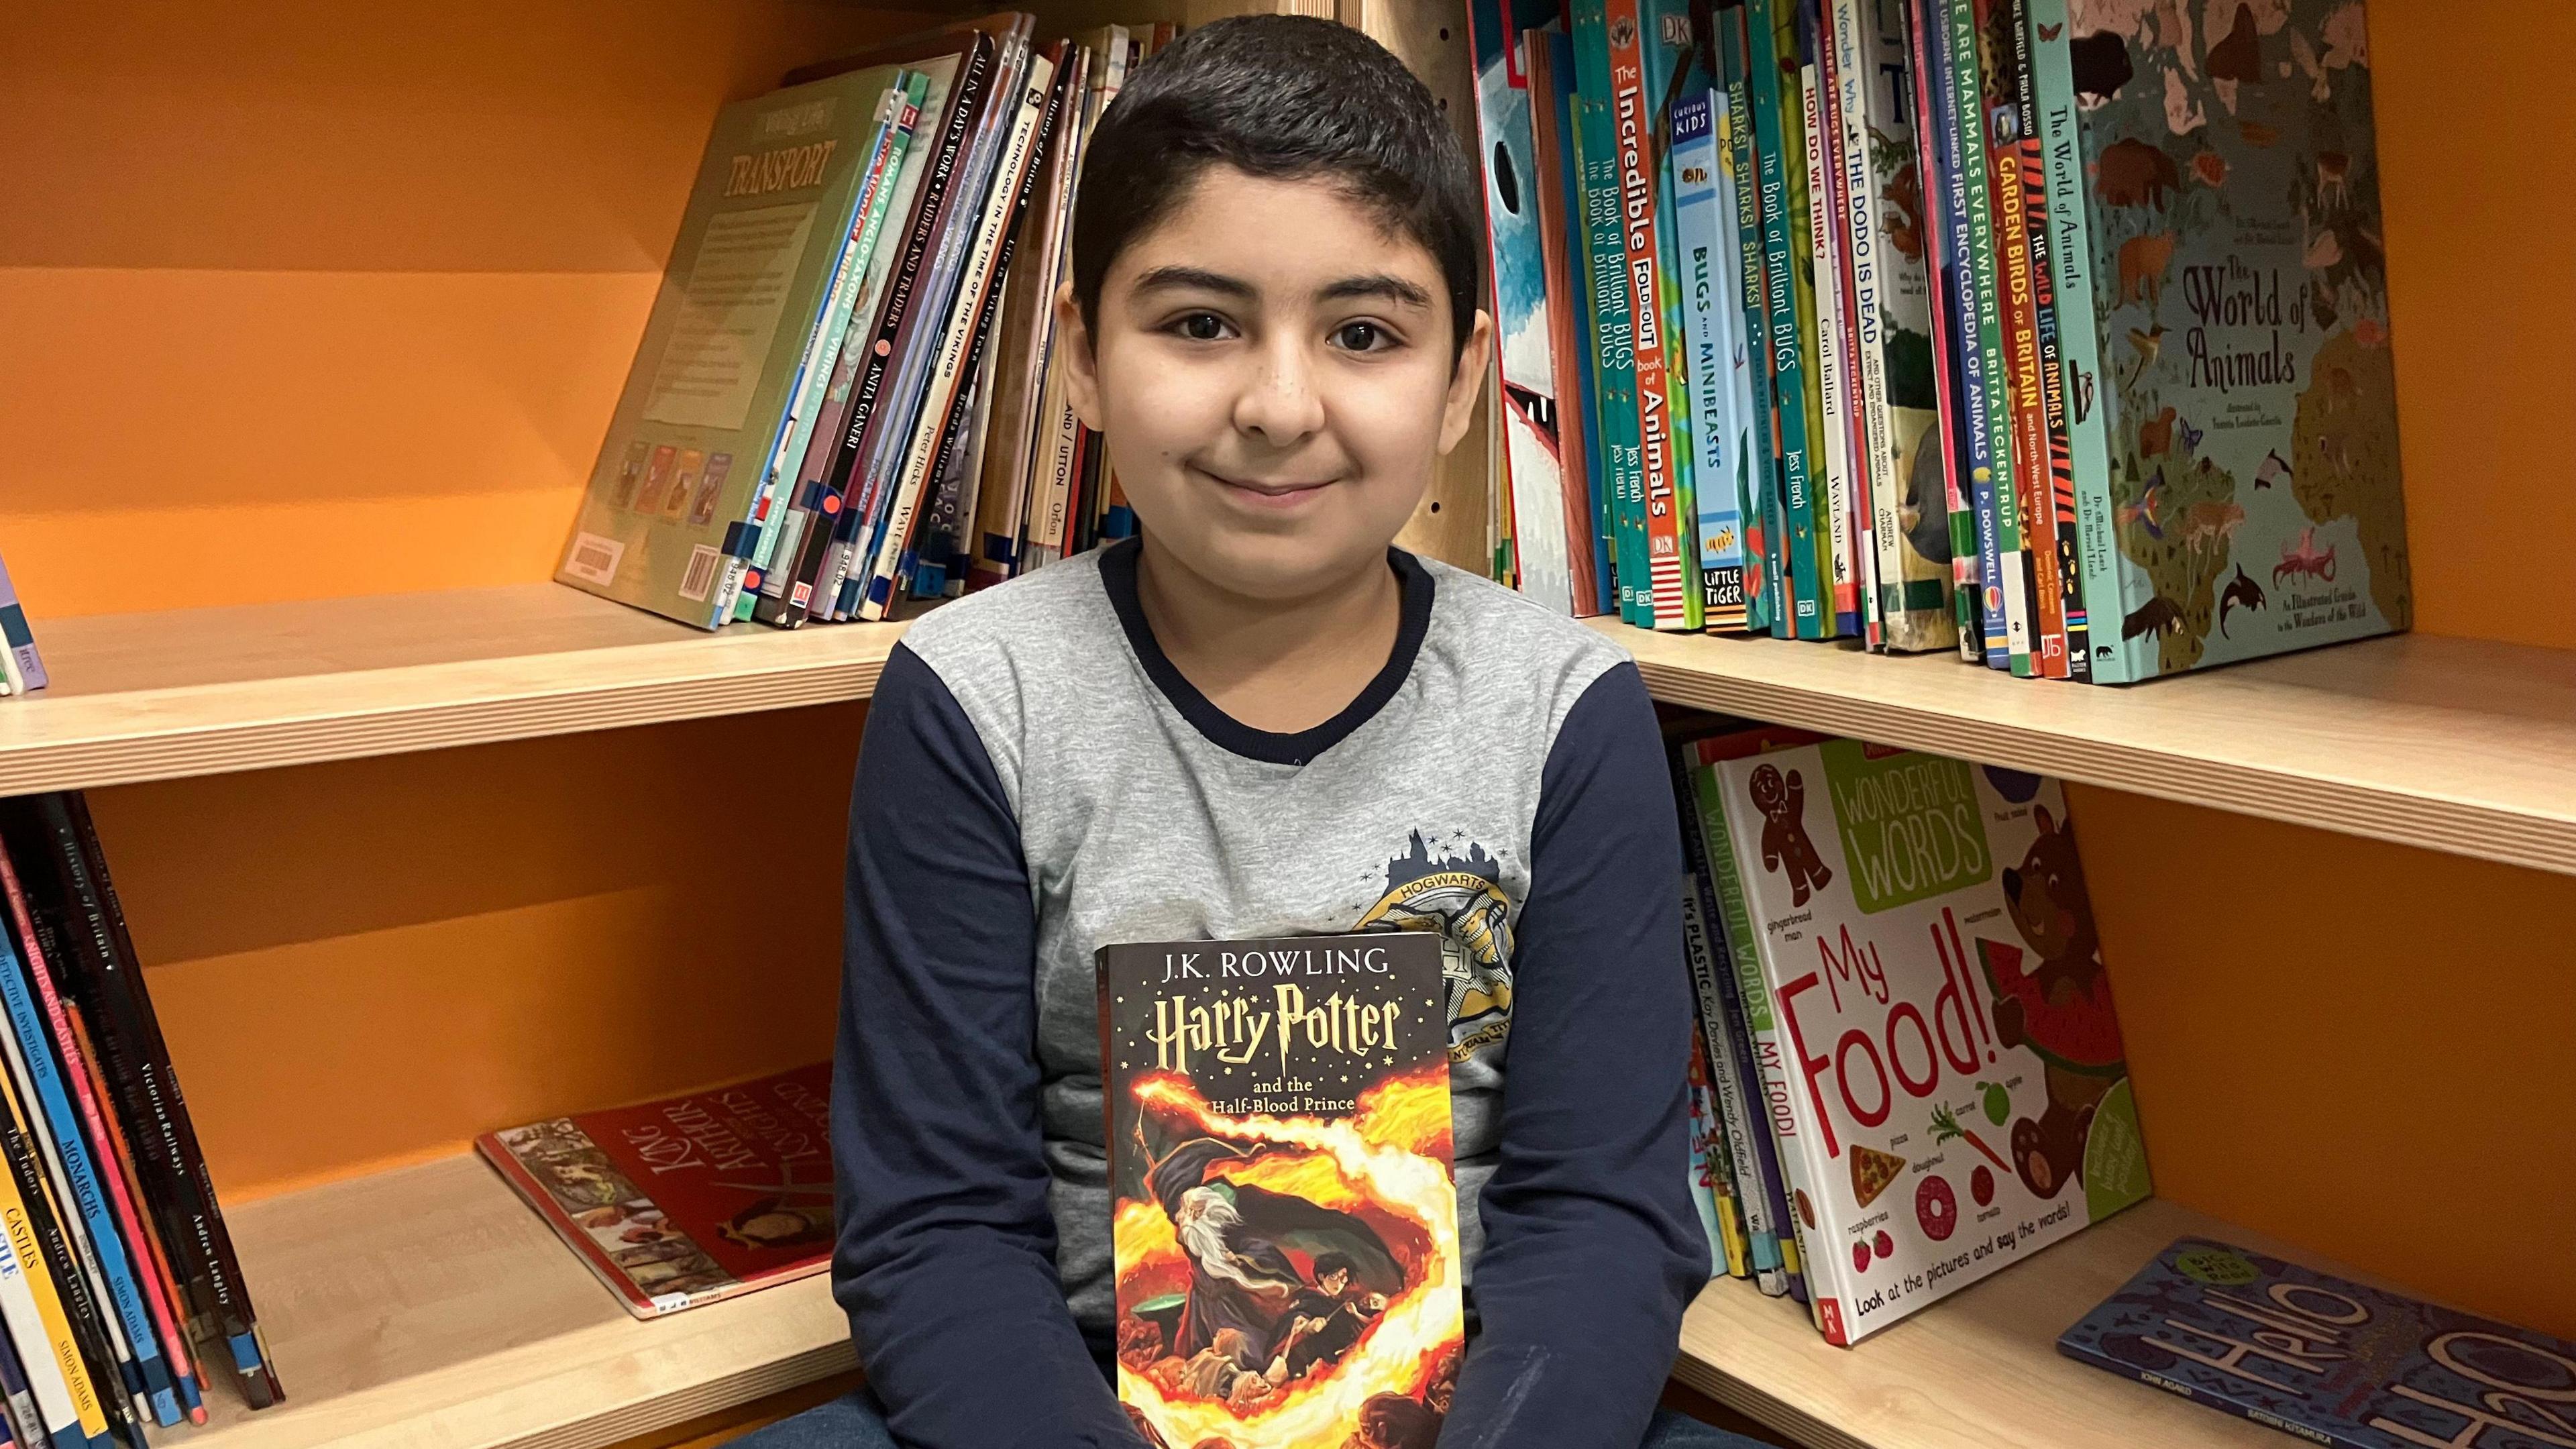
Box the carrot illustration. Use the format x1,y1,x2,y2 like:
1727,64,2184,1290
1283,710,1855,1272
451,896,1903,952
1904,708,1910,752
1930,1104,2012,1175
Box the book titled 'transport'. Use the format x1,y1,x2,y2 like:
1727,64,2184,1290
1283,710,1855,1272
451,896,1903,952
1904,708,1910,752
1099,932,1463,1449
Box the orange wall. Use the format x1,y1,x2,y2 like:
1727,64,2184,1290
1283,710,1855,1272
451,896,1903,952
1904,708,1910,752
1,0,2570,1354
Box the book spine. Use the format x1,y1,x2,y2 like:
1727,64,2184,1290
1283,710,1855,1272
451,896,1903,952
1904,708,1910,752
2005,0,2089,680
1902,0,1981,659
1750,0,1828,639
0,557,43,696
782,37,994,628
1835,0,1892,649
1978,0,2065,678
0,847,194,1422
972,45,1083,590
1672,91,1750,631
1561,65,1620,615
1933,0,2025,672
861,51,1061,620
0,1321,45,1449
1677,925,1751,1281
1648,0,1709,629
67,1006,203,1423
0,1070,115,1447
1671,756,1784,1292
0,1095,97,1449
1688,759,1811,1307
1528,30,1609,618
0,862,174,1426
34,796,276,1406
1715,2,1782,637
1574,0,1648,625
2025,0,2135,682
1808,0,1866,643
1607,0,1689,627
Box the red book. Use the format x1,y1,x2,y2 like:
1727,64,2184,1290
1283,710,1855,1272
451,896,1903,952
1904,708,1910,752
476,1065,835,1319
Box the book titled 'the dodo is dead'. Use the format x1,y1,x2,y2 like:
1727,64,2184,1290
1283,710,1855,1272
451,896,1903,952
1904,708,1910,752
1099,932,1463,1449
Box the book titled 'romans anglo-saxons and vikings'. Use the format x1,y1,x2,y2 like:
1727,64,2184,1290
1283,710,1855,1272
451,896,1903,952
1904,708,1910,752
1099,932,1464,1449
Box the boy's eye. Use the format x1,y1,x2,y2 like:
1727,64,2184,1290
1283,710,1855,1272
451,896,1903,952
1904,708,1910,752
1332,321,1393,353
1173,312,1230,341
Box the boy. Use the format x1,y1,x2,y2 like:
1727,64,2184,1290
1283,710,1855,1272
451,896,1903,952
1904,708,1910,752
748,16,1763,1448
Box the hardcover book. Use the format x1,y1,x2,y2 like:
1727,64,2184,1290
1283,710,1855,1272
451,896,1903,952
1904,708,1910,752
2040,0,2410,680
2060,1236,2576,1449
477,1064,834,1319
1710,739,2151,1342
1099,933,1463,1449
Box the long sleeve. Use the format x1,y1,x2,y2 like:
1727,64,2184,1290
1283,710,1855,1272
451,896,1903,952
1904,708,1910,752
833,643,1138,1448
1438,662,1707,1449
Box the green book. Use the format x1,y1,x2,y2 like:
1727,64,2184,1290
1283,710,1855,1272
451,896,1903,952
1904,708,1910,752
1573,0,1650,624
1748,0,1831,638
557,66,909,629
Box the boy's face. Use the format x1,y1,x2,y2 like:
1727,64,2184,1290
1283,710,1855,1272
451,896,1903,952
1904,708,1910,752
1062,166,1490,601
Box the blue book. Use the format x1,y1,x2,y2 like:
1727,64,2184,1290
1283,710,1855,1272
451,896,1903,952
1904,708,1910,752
2060,1236,2576,1449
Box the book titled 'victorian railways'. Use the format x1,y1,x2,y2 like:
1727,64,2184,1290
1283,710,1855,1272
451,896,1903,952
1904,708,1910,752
476,1063,833,1319
1099,932,1464,1449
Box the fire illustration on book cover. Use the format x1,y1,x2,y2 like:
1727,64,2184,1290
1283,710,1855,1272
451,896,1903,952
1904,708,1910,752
1102,932,1464,1449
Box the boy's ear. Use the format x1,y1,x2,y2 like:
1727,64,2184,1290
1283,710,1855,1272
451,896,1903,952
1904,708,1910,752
1056,282,1106,431
1436,308,1495,457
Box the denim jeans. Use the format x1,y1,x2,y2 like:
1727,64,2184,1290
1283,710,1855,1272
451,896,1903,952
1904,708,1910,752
733,1385,1778,1448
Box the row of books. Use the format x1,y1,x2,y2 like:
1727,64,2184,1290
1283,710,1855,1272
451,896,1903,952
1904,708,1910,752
0,794,274,1449
1465,0,2410,682
1664,722,2150,1344
557,15,1173,631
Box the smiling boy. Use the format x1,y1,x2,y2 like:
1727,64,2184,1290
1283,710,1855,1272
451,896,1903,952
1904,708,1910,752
745,16,1754,1449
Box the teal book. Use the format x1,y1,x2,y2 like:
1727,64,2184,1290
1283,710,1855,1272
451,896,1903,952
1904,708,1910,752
557,65,916,629
1574,0,1651,623
2031,0,2408,679
1717,0,1789,636
1750,0,1832,638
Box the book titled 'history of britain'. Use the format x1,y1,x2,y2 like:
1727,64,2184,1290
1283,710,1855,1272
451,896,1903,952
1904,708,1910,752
1099,932,1464,1449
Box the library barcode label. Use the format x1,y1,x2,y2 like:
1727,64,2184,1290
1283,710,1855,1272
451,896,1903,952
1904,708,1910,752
678,544,721,601
564,533,624,586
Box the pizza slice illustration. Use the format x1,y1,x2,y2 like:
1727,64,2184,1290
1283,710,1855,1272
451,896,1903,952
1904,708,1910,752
1850,1144,1907,1209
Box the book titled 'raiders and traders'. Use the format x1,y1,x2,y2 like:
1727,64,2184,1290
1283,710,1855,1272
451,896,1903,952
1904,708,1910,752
477,1064,834,1319
1098,932,1463,1449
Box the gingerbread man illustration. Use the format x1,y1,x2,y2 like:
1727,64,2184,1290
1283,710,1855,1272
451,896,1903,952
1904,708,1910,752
1750,763,1833,906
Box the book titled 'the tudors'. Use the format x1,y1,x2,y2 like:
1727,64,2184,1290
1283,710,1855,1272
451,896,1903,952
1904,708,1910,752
2060,1237,2576,1449
1098,932,1464,1449
476,1063,834,1319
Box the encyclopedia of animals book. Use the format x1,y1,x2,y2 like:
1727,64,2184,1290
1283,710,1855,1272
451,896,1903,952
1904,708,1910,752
2060,1236,2576,1449
476,1063,833,1319
1098,932,1463,1448
1707,738,2152,1344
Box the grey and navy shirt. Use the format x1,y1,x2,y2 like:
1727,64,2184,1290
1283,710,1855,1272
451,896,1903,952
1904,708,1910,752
831,538,1703,1448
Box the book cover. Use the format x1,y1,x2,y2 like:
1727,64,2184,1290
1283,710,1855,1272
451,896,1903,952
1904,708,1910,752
555,66,902,629
2061,0,2410,679
1751,0,1832,638
1713,742,2150,1343
1525,25,1611,616
1573,0,1651,624
1805,0,1867,642
1099,934,1463,1448
2061,1237,2576,1449
1466,0,1578,615
1899,0,1984,659
1681,992,1750,1281
1672,87,1753,631
2002,0,2092,680
476,1064,835,1320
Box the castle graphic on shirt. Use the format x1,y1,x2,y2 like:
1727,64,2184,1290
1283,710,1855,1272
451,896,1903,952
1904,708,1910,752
1353,832,1516,1068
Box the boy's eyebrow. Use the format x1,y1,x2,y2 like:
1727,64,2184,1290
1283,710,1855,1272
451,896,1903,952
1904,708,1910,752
1315,274,1434,310
1130,265,1257,300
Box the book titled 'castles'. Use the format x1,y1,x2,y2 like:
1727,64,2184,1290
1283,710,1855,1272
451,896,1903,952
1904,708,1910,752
1099,932,1463,1449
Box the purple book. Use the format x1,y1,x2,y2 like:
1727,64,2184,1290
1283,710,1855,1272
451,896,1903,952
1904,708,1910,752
0,553,45,692
2059,1236,2575,1448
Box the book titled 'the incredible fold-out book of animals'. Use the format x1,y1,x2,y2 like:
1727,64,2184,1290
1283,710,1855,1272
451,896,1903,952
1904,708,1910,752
1099,932,1464,1449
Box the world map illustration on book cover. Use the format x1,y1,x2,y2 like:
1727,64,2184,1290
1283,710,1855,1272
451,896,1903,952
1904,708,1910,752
476,1063,834,1319
1099,932,1463,1449
2061,1236,2576,1449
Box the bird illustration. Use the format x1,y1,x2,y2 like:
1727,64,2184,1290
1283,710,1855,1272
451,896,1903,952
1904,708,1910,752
2123,325,2167,389
2116,469,2168,539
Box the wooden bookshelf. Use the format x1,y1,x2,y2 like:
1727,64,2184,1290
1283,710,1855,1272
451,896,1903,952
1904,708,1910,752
0,586,910,795
1603,621,2576,877
1671,1197,2352,1449
168,1155,854,1449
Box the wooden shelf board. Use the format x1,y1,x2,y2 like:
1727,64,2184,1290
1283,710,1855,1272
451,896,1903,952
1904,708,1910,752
0,585,909,794
1603,622,2576,876
169,1154,852,1449
1675,1197,2381,1449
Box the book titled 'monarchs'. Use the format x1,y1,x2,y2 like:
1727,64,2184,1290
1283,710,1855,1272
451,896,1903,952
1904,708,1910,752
1099,933,1463,1449
477,1064,833,1318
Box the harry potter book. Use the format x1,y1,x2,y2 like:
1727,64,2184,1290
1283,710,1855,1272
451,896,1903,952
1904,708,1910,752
1099,933,1464,1449
476,1064,834,1320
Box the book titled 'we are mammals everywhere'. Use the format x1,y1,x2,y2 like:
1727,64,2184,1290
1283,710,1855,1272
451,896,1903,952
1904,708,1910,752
478,1064,834,1318
1099,932,1462,1449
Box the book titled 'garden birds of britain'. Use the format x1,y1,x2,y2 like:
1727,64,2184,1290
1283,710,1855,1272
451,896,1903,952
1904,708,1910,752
1099,932,1463,1449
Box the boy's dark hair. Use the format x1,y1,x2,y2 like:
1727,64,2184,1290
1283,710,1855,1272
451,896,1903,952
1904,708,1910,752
1311,1251,1356,1283
1069,15,1483,359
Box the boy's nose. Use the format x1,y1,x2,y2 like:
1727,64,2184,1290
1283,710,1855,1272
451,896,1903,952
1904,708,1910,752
1231,335,1327,445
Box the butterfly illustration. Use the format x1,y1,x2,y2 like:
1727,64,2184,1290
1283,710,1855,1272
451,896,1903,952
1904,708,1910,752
2038,21,2062,39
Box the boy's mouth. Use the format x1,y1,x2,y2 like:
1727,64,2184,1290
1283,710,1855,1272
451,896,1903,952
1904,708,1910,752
1198,466,1337,509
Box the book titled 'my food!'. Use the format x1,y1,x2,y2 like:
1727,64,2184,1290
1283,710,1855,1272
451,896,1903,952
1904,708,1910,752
2061,1236,2576,1449
476,1063,833,1318
1099,933,1463,1449
1712,739,2151,1344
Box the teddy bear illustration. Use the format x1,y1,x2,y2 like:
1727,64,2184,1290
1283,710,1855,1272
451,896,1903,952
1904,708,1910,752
1749,763,1832,907
1977,805,2129,1201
